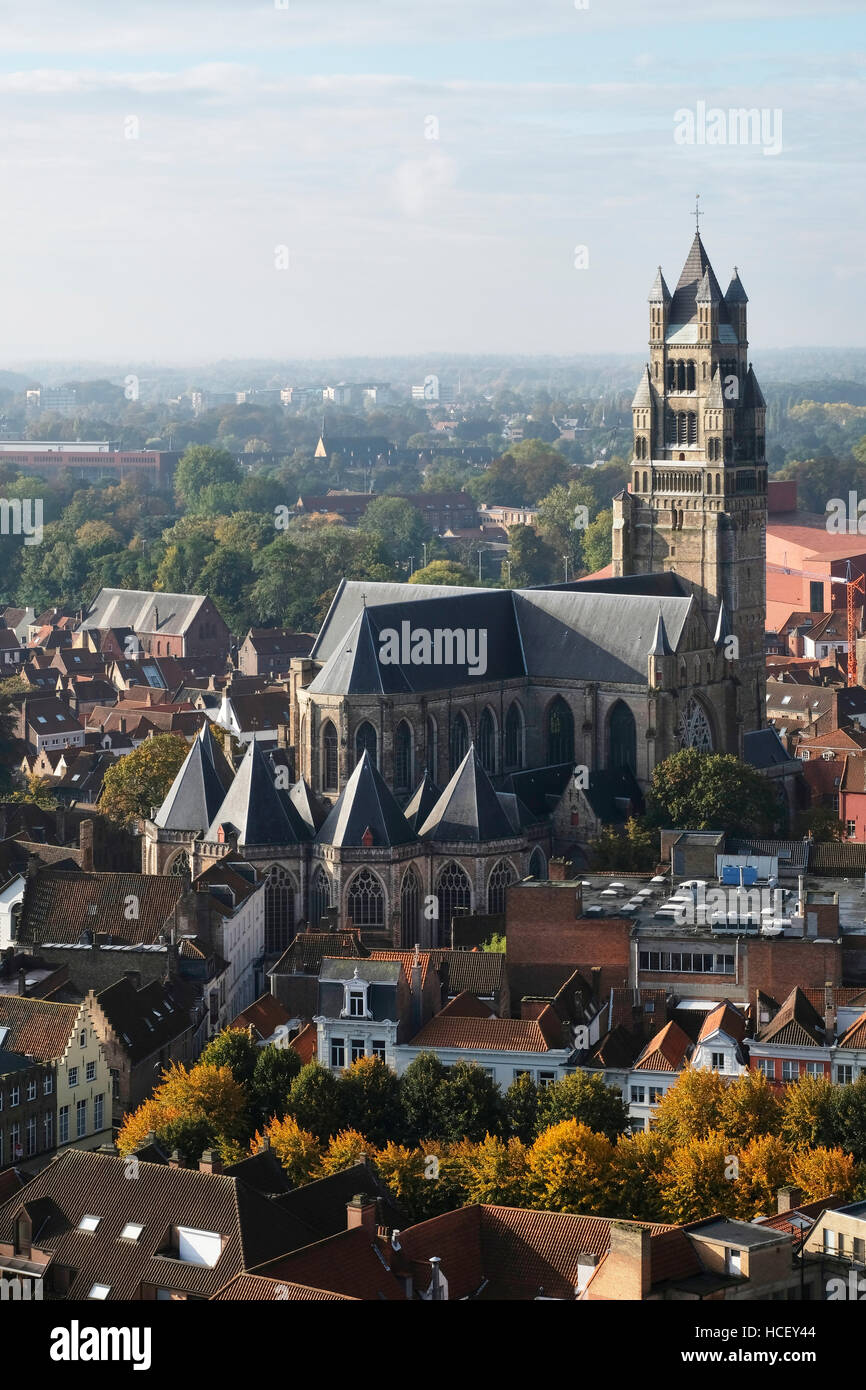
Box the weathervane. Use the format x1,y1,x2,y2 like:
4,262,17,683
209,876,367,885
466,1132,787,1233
693,193,701,234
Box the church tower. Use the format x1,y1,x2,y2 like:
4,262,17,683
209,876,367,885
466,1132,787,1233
612,224,767,734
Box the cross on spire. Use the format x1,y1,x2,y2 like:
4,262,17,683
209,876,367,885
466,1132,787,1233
693,193,701,234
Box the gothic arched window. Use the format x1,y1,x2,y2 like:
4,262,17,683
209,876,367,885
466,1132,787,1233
546,696,574,766
169,850,189,877
449,711,470,773
487,859,516,915
347,867,385,928
309,865,332,926
321,720,338,792
504,703,523,771
529,847,547,880
478,708,496,773
264,865,295,956
678,696,714,752
608,700,637,773
355,721,377,765
436,860,472,930
400,866,421,947
394,719,413,793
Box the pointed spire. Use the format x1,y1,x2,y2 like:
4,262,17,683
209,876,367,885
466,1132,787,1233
647,266,671,303
154,721,234,831
649,608,672,656
695,268,718,304
725,267,748,303
316,749,416,848
418,744,514,843
742,363,766,409
669,233,730,326
404,768,441,833
205,738,306,846
705,365,725,409
631,365,654,409
714,598,732,648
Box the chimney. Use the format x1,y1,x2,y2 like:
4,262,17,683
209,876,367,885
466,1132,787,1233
199,1149,223,1175
797,874,805,917
17,968,27,997
605,1222,652,1300
259,1134,271,1152
776,1186,804,1215
428,1255,447,1301
119,716,126,735
168,1150,184,1169
411,943,423,1030
590,966,602,1004
548,857,569,882
824,982,837,1043
79,818,94,872
346,1194,377,1234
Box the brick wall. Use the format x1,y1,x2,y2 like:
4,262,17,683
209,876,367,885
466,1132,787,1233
506,882,631,995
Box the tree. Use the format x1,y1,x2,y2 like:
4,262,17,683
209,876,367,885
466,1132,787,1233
789,1145,857,1201
589,818,655,873
174,444,241,509
828,1075,866,1163
116,1062,247,1156
537,1071,629,1142
581,509,613,575
435,1060,504,1143
609,1130,672,1220
372,1142,430,1221
791,808,846,842
658,1131,738,1223
336,1056,404,1148
99,734,190,827
159,1115,215,1167
734,1135,792,1219
256,1115,322,1186
400,1052,448,1144
505,1073,539,1144
647,749,781,837
455,1135,529,1207
250,1045,302,1124
526,1120,614,1214
321,1129,372,1175
0,683,23,795
780,1076,838,1149
536,480,597,574
359,497,430,566
200,1028,259,1086
718,1069,782,1146
502,524,556,587
651,1067,727,1144
408,559,476,587
287,1061,341,1143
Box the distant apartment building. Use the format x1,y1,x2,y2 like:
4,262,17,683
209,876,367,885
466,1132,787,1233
0,440,177,490
411,375,456,406
190,390,238,415
323,382,391,408
25,385,78,415
281,386,325,409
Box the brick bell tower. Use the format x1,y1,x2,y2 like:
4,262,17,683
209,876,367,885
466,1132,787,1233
612,220,767,735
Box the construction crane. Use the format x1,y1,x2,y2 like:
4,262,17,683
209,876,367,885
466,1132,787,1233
767,558,866,686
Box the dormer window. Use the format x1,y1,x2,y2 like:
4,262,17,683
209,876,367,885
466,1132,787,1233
340,969,371,1019
349,990,365,1017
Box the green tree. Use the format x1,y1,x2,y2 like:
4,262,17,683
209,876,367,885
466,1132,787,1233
174,444,241,509
581,508,613,575
537,1071,629,1142
99,733,190,827
359,497,430,567
251,1045,302,1124
647,749,781,837
200,1028,259,1086
400,1052,448,1143
502,524,556,586
287,1061,341,1143
504,1073,539,1144
336,1056,404,1148
609,1130,672,1220
408,559,476,587
780,1076,839,1149
436,1061,503,1143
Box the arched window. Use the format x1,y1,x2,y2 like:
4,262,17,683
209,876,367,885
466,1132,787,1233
487,859,516,915
546,696,574,766
169,850,189,877
478,708,496,773
436,860,472,930
321,720,338,792
425,715,437,777
355,721,377,766
347,867,385,928
394,720,413,794
608,700,637,773
264,865,295,955
400,866,421,947
449,711,470,773
309,865,333,926
504,703,523,771
529,847,547,880
678,696,714,752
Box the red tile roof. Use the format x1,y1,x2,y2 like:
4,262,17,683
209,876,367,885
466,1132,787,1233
0,994,79,1058
290,1022,317,1065
697,1001,746,1044
211,1274,352,1299
408,1003,563,1054
231,994,292,1039
634,1020,692,1073
838,1011,866,1049
254,1227,405,1301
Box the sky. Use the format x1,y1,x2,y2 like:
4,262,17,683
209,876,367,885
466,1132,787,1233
0,0,863,363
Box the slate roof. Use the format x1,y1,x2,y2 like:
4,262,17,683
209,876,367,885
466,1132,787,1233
206,739,309,846
95,978,189,1063
668,233,731,329
418,746,515,843
725,269,748,304
647,266,671,303
154,722,234,831
403,770,441,832
270,932,367,977
757,987,826,1047
513,589,692,684
78,588,212,637
0,1148,317,1300
243,629,315,658
286,777,328,832
584,1025,640,1068
316,750,417,848
743,727,794,770
23,868,185,946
